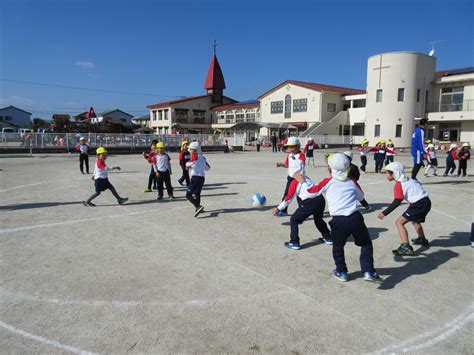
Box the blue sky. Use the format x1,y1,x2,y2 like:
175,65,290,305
1,0,473,119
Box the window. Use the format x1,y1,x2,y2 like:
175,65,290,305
270,101,283,114
327,103,336,112
235,110,245,123
245,110,256,122
158,111,163,120
152,111,157,121
225,112,234,123
175,109,188,123
374,124,381,137
396,124,402,138
293,98,307,112
163,110,168,120
440,86,464,112
376,89,383,102
425,90,429,105
284,95,291,118
398,88,405,102
193,110,206,124
416,89,421,102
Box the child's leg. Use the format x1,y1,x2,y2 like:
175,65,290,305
424,164,431,175
86,191,101,203
289,203,313,245
395,216,410,244
280,177,293,213
351,212,375,273
156,173,164,197
79,154,84,172
163,172,173,196
312,196,330,237
329,217,349,273
450,162,456,174
360,155,367,172
412,222,425,238
184,170,190,185
85,155,89,173
108,184,122,201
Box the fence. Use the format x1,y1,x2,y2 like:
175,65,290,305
0,133,246,150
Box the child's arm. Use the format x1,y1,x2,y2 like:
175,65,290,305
378,182,403,219
274,179,300,213
276,154,289,168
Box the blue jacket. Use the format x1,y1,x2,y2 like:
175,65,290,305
411,126,425,156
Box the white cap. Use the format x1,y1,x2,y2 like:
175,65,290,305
450,143,458,149
427,143,434,148
285,137,300,146
188,142,200,150
462,142,470,147
343,151,353,160
327,153,349,181
80,137,85,141
383,162,407,182
308,137,313,141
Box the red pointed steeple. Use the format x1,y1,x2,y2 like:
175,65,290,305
204,55,226,91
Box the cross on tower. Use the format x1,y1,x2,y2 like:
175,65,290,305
213,40,218,55
373,55,391,88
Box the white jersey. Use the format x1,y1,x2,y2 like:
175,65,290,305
307,177,365,216
78,144,90,154
93,160,111,179
152,154,171,172
285,151,306,177
277,176,319,210
186,154,210,177
394,179,429,204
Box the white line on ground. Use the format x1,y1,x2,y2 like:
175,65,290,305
0,320,95,354
369,303,474,354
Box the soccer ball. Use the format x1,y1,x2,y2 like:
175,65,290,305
251,193,266,208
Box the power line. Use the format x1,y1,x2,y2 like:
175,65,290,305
1,78,182,98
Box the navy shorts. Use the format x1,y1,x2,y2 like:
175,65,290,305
94,178,113,192
187,176,205,195
402,197,431,223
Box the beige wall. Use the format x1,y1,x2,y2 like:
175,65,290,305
365,52,436,147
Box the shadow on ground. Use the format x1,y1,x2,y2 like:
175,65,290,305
0,201,83,211
198,205,273,219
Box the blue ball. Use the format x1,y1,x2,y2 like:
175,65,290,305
252,193,266,208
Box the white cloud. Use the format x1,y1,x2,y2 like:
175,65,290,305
75,61,95,69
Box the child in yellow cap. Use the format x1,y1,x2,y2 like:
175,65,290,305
83,147,128,206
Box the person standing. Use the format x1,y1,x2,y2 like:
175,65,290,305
271,133,278,153
457,143,471,177
256,137,261,152
411,118,429,180
76,137,90,174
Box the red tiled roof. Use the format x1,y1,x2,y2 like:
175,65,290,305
147,95,208,109
204,55,226,90
435,66,474,81
258,80,365,99
211,102,259,111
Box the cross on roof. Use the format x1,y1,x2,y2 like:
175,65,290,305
213,40,218,55
373,55,391,88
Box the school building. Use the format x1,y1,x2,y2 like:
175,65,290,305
146,51,473,147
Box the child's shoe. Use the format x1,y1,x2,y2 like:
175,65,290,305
144,188,152,192
169,194,175,200
194,205,204,217
284,242,301,250
411,236,429,246
392,243,414,256
319,234,333,245
277,210,288,217
331,269,348,282
157,195,163,200
118,197,128,205
363,271,383,283
178,180,185,186
83,201,96,207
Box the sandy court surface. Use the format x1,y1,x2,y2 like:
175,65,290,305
0,149,473,354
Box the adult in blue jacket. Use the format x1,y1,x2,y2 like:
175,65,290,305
411,118,429,180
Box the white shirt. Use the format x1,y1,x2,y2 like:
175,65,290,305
93,160,111,179
79,144,89,154
277,176,319,211
186,155,210,177
153,154,171,172
394,179,429,204
285,151,306,177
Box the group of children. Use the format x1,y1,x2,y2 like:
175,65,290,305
443,142,471,177
358,138,397,173
81,139,210,218
273,137,435,283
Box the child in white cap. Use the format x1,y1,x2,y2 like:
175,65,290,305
276,136,305,216
296,153,381,283
186,141,211,217
303,137,317,167
378,162,431,255
457,143,470,177
443,143,458,176
76,137,90,174
424,143,438,177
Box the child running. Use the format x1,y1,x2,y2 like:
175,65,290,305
143,140,158,192
372,140,386,173
273,174,331,249
457,143,470,177
424,143,438,177
343,151,371,210
186,141,210,217
276,137,305,216
378,162,431,255
76,137,90,174
303,137,317,167
178,140,191,186
302,153,381,283
358,138,370,173
385,139,396,165
83,147,128,206
443,143,458,176
152,141,174,200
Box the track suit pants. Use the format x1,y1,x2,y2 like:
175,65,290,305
156,170,173,197
290,195,330,245
329,212,375,273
